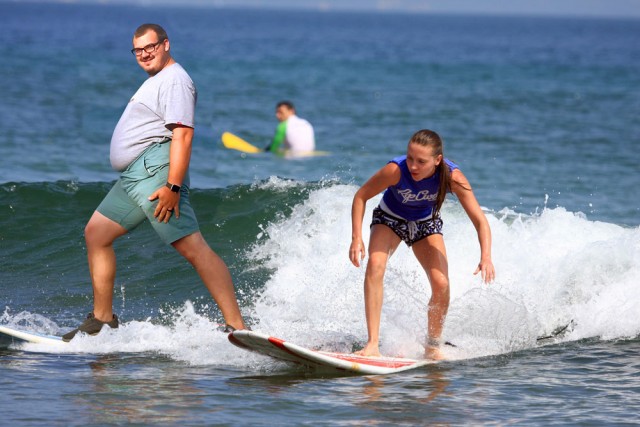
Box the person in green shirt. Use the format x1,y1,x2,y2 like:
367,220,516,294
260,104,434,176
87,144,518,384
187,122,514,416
265,101,315,154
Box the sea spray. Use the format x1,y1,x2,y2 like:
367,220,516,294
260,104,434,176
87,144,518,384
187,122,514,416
246,184,640,360
2,181,638,365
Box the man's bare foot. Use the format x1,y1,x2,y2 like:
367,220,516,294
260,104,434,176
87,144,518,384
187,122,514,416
355,342,381,357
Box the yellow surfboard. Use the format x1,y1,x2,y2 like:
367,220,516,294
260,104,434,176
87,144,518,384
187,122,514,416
221,131,330,157
221,132,262,153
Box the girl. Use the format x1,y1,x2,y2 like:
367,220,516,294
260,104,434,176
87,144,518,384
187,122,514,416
349,129,495,360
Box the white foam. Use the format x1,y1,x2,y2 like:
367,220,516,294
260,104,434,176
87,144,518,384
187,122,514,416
2,304,269,369
251,175,304,191
247,184,640,360
4,184,638,366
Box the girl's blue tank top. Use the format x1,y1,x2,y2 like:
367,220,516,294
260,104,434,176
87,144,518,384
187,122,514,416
381,155,459,221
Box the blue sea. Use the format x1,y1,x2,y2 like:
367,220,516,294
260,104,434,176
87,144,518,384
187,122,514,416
1,2,640,425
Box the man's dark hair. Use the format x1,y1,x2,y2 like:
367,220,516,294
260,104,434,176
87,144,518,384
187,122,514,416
276,100,295,111
134,23,168,41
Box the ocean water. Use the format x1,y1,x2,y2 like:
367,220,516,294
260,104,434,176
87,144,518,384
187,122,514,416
1,2,640,425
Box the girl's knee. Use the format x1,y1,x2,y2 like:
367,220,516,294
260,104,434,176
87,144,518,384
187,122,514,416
366,257,387,280
430,276,450,296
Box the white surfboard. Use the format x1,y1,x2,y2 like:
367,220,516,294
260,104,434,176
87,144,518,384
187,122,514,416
228,330,433,375
0,325,66,347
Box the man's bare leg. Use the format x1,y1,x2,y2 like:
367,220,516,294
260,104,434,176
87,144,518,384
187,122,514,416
172,232,247,330
84,211,128,322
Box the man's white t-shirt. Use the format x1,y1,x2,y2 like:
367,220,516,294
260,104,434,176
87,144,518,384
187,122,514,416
110,63,196,171
285,115,315,152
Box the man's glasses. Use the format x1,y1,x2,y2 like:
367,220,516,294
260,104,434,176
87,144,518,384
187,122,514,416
131,39,165,56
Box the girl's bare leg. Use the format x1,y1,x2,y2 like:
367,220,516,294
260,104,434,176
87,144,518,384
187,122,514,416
356,225,401,357
412,234,450,360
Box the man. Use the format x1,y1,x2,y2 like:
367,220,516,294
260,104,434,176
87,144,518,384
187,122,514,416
265,101,315,154
63,23,247,341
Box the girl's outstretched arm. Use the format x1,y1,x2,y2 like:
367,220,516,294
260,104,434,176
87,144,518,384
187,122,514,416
450,169,495,283
349,163,401,267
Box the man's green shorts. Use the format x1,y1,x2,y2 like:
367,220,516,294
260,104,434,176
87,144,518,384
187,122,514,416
97,141,199,244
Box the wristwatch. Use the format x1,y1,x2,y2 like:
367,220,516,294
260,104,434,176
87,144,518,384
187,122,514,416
166,182,181,193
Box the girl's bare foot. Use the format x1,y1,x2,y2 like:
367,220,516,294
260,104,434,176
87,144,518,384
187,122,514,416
355,342,382,357
425,344,446,360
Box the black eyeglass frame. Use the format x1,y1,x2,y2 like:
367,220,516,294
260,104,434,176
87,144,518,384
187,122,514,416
130,39,166,56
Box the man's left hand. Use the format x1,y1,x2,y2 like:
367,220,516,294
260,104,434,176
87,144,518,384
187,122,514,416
149,186,180,223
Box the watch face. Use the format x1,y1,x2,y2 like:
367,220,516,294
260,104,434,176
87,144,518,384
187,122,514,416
167,183,180,192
